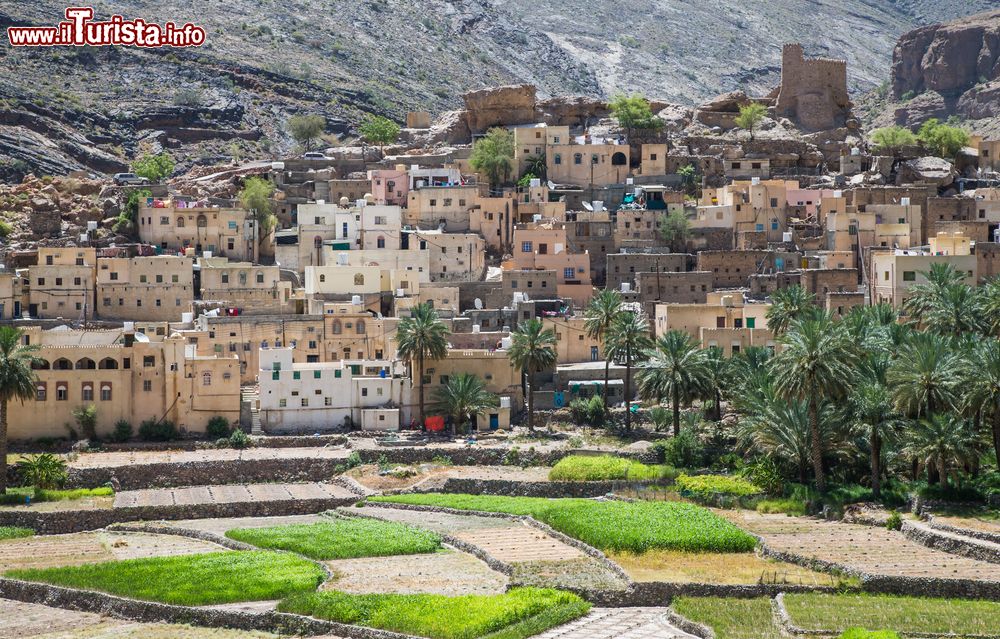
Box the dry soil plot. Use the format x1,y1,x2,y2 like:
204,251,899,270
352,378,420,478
113,482,353,508
530,607,698,639
346,464,551,491
0,598,279,639
323,549,507,596
0,495,114,513
68,447,349,469
933,514,1000,536
355,505,523,534
725,511,1000,582
609,549,841,585
147,514,330,537
0,531,223,572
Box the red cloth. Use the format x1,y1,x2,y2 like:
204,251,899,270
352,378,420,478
424,416,445,432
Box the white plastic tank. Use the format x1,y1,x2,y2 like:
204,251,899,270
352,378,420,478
351,295,362,305
621,282,631,293
472,325,481,333
513,292,525,304
396,288,405,297
751,177,760,185
271,162,285,170
87,221,98,231
203,251,212,259
500,396,511,408
181,312,194,324
500,337,513,350
901,197,910,206
783,231,793,243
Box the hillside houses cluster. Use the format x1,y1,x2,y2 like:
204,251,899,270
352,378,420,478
2,44,999,441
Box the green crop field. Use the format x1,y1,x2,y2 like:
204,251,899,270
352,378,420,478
225,518,441,560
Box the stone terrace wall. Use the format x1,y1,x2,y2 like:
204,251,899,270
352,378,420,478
0,495,355,535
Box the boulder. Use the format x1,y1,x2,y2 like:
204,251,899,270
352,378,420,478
463,84,537,133
425,109,472,146
699,90,752,113
898,156,957,186
537,95,609,127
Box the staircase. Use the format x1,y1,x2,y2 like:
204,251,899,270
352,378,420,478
241,385,263,435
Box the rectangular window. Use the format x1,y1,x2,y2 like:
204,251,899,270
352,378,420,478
272,371,280,380
82,385,94,401
324,397,332,406
335,370,342,378
301,398,309,407
143,380,152,392
100,384,112,401
746,317,756,329
314,370,321,379
521,241,533,253
56,385,68,401
293,371,301,380
902,271,916,282
279,398,287,408
35,383,46,401
564,267,575,279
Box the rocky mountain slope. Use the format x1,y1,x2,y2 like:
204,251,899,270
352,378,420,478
1,0,997,179
865,9,1000,135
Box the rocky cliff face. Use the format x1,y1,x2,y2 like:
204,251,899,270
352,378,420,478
2,0,999,179
866,10,1000,134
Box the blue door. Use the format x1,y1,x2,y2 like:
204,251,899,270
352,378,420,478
489,414,499,430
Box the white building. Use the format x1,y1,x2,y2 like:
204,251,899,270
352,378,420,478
258,348,410,433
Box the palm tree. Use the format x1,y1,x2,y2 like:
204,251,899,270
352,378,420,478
701,346,730,422
737,380,848,484
963,338,1000,470
887,331,961,419
905,413,979,487
902,262,968,324
851,378,899,499
507,319,557,432
432,373,498,437
524,154,546,180
0,326,40,494
980,278,1000,338
765,285,817,336
637,330,707,435
770,313,857,492
583,289,624,411
605,311,653,432
920,282,983,337
396,303,449,430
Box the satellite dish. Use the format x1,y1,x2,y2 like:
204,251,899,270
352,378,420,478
474,298,483,310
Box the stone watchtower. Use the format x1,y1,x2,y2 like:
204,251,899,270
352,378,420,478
774,44,850,131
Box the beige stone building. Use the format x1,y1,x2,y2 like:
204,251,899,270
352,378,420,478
547,142,630,187
405,230,486,282
406,186,479,232
199,259,294,315
8,326,239,441
97,256,194,322
28,248,96,320
138,204,259,262
869,233,977,307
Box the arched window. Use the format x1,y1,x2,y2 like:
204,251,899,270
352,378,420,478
75,357,96,370
31,359,50,370
53,358,72,370
573,153,582,165
314,236,323,248
98,357,118,370
356,319,365,335
100,384,112,401
196,214,208,228
177,217,185,227
611,152,627,166
331,319,342,334
354,273,365,286
81,384,93,402
202,371,212,386
554,153,562,165
238,271,247,286
256,271,264,284
319,274,326,283
377,236,385,249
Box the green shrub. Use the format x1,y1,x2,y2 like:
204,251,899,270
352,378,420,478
0,526,33,540
676,474,762,507
277,587,590,639
756,498,807,516
225,518,441,559
653,430,703,468
371,494,757,553
738,458,784,496
205,416,232,439
110,419,132,443
228,429,250,449
138,419,180,442
7,551,323,606
885,510,902,531
72,405,98,441
569,396,605,427
0,219,13,238
549,455,673,482
839,630,900,639
16,454,67,489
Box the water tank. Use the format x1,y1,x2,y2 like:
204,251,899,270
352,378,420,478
592,201,604,212
316,199,326,206
351,295,362,305
500,396,511,408
271,162,285,170
994,228,1000,243
411,164,419,171
782,231,793,243
901,197,910,206
79,234,88,243
123,321,135,332
472,325,481,333
364,193,375,204
203,251,212,259
396,288,405,298
513,292,525,304
751,177,760,185
851,147,861,156
621,282,631,293
532,214,542,223
337,253,349,265
87,221,98,231
529,178,541,187
500,337,513,350
339,197,349,207
181,312,194,324
833,190,843,198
